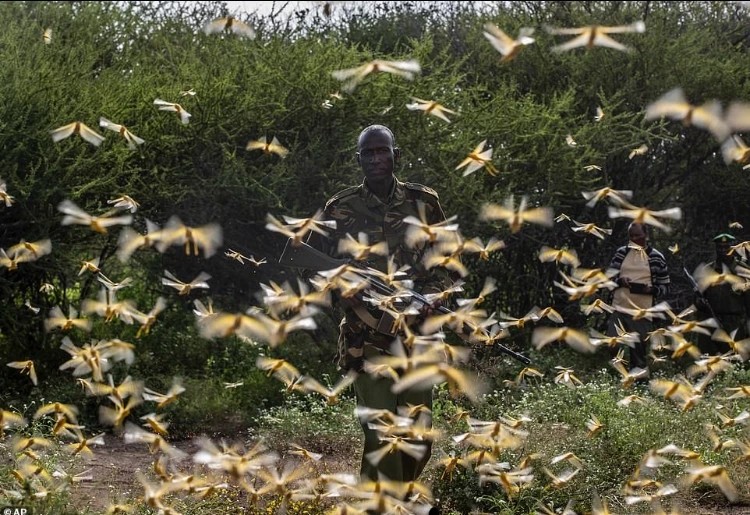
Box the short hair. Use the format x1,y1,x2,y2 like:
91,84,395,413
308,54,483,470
357,124,396,149
628,222,648,237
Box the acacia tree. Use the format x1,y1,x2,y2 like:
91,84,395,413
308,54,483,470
0,0,748,399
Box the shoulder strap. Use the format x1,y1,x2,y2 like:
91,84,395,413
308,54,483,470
403,182,439,199
325,185,361,210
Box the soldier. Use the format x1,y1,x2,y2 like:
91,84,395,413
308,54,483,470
695,233,750,354
307,124,452,491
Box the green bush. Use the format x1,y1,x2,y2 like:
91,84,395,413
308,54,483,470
1,1,750,512
251,385,360,448
428,363,750,513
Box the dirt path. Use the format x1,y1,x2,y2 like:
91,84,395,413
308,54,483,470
66,435,195,512
65,434,359,513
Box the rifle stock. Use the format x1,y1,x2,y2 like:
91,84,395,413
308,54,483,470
277,238,531,365
278,238,350,271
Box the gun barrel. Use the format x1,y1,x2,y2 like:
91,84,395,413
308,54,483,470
278,239,350,271
277,238,532,365
347,266,532,364
683,266,700,292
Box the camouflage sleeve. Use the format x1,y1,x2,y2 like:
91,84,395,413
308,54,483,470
300,201,346,289
414,195,458,298
306,189,362,259
306,203,339,258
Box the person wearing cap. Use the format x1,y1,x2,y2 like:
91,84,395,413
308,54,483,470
694,232,750,354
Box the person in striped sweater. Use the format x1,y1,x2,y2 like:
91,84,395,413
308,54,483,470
606,222,670,375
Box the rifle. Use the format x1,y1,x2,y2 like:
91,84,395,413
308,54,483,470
279,238,532,365
683,266,722,328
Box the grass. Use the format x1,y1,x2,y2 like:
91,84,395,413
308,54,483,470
426,356,750,514
2,346,750,514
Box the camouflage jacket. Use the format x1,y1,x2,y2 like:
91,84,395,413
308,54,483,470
308,177,454,370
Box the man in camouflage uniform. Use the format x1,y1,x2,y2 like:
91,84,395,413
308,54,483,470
308,125,452,486
695,233,750,354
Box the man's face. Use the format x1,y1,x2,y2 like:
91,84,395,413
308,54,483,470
357,129,398,182
716,241,732,261
628,225,647,247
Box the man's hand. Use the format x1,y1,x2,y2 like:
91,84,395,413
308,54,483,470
628,282,651,295
418,299,443,319
617,276,631,289
695,297,711,312
338,294,364,310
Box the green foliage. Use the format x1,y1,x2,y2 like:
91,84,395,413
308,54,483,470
1,1,750,512
251,385,360,447
429,364,750,513
2,0,749,385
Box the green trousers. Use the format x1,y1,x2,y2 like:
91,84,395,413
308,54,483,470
355,371,433,482
607,312,652,371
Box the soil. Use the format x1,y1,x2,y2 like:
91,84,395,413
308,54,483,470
66,435,198,512
65,433,360,514
48,434,750,514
